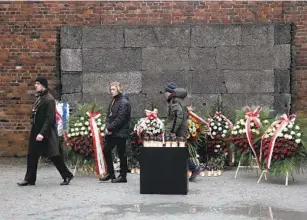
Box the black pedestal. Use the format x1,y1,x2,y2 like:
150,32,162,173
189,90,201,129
140,147,189,195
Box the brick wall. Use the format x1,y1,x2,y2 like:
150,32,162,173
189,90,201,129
1,1,307,156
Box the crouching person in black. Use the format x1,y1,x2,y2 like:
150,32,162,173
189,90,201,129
99,82,131,183
17,76,73,186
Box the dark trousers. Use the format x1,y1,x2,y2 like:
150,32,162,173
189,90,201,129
103,136,128,177
25,154,72,183
188,159,198,172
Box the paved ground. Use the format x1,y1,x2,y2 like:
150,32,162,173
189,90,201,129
1,157,307,220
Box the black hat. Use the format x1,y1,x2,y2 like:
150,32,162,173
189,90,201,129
165,82,177,93
35,76,48,88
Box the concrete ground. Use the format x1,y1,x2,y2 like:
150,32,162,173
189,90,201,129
1,157,307,220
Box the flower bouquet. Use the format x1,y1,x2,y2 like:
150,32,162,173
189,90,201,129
134,108,164,147
206,112,232,168
260,114,307,177
64,103,106,175
186,108,206,166
231,106,272,166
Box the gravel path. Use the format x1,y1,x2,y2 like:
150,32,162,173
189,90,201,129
1,157,307,220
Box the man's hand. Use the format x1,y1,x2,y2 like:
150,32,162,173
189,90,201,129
105,128,112,135
36,134,44,141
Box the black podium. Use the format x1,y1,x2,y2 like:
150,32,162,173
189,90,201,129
140,147,189,195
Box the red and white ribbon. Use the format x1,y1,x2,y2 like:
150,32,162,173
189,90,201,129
56,108,69,141
87,111,107,176
244,106,262,167
188,110,205,124
260,114,296,169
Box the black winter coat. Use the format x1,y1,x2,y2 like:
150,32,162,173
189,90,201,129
28,90,61,157
105,94,131,138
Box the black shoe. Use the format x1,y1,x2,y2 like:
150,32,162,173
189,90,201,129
60,175,74,186
111,176,127,183
99,174,115,182
17,181,35,186
189,168,201,182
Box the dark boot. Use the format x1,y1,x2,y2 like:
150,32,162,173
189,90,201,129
99,173,115,182
60,175,74,186
189,168,201,182
111,175,127,183
17,180,35,186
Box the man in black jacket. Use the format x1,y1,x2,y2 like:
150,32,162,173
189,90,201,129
17,76,73,186
99,82,131,183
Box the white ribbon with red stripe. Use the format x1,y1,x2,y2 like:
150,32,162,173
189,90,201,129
87,111,107,176
260,114,296,169
244,106,262,167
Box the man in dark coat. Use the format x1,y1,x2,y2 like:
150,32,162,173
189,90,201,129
165,82,200,182
99,82,131,183
17,76,73,186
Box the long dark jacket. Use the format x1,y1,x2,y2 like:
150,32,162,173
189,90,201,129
166,88,188,137
106,93,131,138
28,90,61,157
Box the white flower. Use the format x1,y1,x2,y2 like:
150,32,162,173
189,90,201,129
288,123,293,129
255,130,260,135
80,131,84,136
239,129,243,134
283,127,288,132
81,127,85,130
68,134,71,138
284,134,289,139
290,131,295,135
236,121,240,125
232,131,237,135
241,121,245,125
295,139,301,144
74,123,78,126
264,134,269,138
213,126,217,130
214,149,218,152
278,133,283,137
263,120,269,124
251,129,256,133
297,133,301,137
71,133,76,136
75,128,79,131
212,131,216,136
97,121,101,126
218,118,222,121
84,131,88,135
71,128,75,132
218,127,222,131
242,129,246,133
80,117,84,121
78,123,83,126
98,118,101,122
221,134,225,138
250,122,255,127
295,125,300,130
217,123,221,126
85,121,89,126
210,122,214,126
223,130,227,134
225,125,229,129
76,132,80,136
288,135,293,139
216,145,221,148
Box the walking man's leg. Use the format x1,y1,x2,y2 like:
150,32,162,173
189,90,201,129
50,155,73,185
17,154,39,186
